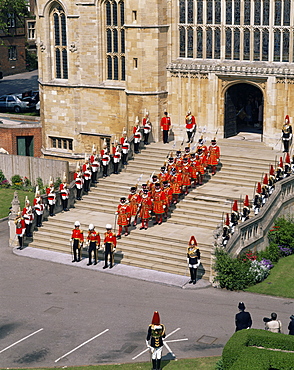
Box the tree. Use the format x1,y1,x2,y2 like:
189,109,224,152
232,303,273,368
0,0,29,34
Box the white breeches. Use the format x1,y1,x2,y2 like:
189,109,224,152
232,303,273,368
151,346,163,360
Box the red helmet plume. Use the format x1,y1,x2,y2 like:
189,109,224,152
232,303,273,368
244,195,249,207
256,182,262,194
189,236,197,246
285,115,290,123
232,200,238,212
279,157,283,168
285,153,291,164
151,311,160,325
269,164,275,176
263,174,268,185
225,213,230,226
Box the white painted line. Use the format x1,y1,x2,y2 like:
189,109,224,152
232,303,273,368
55,329,109,363
165,327,181,339
132,347,150,360
0,328,44,354
165,338,188,343
163,341,175,357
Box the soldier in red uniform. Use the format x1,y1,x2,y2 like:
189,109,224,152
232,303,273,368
86,224,100,265
181,156,192,195
189,152,198,187
167,154,176,172
158,166,170,184
197,136,208,156
83,162,92,193
74,164,84,200
133,117,142,154
34,190,44,228
160,111,171,144
22,197,33,237
60,174,69,211
146,311,166,370
112,141,121,174
70,221,84,262
120,130,130,165
269,164,276,195
152,182,167,225
185,110,196,143
15,211,26,250
162,180,173,218
116,197,131,238
46,178,56,217
170,167,182,204
103,224,117,269
149,174,159,196
207,138,220,175
128,186,141,227
142,111,152,145
139,188,153,230
230,200,239,234
90,146,100,184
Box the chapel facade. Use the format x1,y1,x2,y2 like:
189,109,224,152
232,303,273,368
35,0,294,159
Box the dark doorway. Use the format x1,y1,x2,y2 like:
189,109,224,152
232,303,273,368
224,83,263,138
17,136,34,156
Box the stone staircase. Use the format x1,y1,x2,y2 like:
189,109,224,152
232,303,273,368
29,136,281,281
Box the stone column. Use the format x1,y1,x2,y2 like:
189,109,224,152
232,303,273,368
9,191,20,247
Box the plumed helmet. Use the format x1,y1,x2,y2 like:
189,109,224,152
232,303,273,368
285,152,291,164
269,164,275,176
189,236,197,246
151,311,160,325
244,195,249,207
256,182,262,194
106,224,112,229
25,196,30,205
232,200,238,212
74,221,80,227
279,157,283,168
89,224,94,230
263,174,268,185
225,213,230,226
285,114,290,124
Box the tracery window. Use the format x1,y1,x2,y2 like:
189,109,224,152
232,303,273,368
178,0,294,62
106,0,125,81
51,4,68,79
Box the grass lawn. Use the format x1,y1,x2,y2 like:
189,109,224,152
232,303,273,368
0,357,221,370
246,254,294,299
0,188,35,219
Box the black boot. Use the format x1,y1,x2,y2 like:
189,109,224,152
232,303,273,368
157,358,161,370
152,359,157,370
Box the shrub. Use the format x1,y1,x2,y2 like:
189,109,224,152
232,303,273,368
0,169,10,188
249,260,270,283
11,174,23,189
35,177,44,193
54,177,62,189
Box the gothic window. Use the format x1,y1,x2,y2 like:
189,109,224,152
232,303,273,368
282,30,290,61
206,27,213,58
180,0,185,23
197,0,203,24
234,0,240,25
262,30,269,60
197,27,203,57
226,0,232,24
243,28,250,60
233,28,240,59
283,0,290,26
105,0,125,81
207,0,213,24
180,27,186,57
215,0,221,24
254,29,260,60
254,0,261,25
274,0,281,25
188,0,194,23
244,0,251,25
187,27,194,57
274,29,281,61
51,4,68,79
263,0,270,25
215,28,221,58
225,28,232,58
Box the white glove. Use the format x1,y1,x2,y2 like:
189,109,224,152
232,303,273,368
146,340,151,348
161,129,163,131
163,205,166,209
115,212,118,215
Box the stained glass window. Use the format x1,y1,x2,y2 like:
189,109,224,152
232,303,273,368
188,0,193,23
262,30,269,60
243,28,250,60
197,0,203,24
121,56,125,80
225,28,232,58
233,28,240,59
215,0,221,24
254,0,261,25
114,56,118,80
226,0,232,24
121,28,125,53
107,29,112,52
206,28,212,58
254,29,260,60
54,13,60,46
282,30,289,61
207,0,213,24
180,27,186,57
283,0,290,26
215,28,221,58
274,0,281,25
106,1,111,25
187,27,193,57
234,0,240,25
52,5,68,79
62,49,68,79
263,0,270,25
120,1,124,25
274,30,280,61
61,14,66,45
197,27,203,57
180,0,185,23
56,49,61,78
112,2,117,26
107,56,112,79
244,0,251,25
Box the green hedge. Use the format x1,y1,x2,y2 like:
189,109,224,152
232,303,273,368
222,329,294,369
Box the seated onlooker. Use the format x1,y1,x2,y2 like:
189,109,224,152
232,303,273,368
264,312,282,333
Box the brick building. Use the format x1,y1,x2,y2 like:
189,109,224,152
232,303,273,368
0,116,42,157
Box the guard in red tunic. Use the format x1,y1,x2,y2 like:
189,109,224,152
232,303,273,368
160,111,171,144
185,110,196,143
22,197,33,237
101,144,110,178
170,167,182,204
71,221,84,262
112,141,121,174
222,213,231,247
120,130,130,165
181,156,192,195
167,153,175,172
34,190,44,228
103,224,117,269
152,182,167,225
46,178,56,216
128,186,141,226
162,180,173,219
83,162,92,193
133,117,142,154
187,236,201,284
149,174,159,196
139,188,153,230
86,224,100,265
116,197,131,238
276,157,284,181
158,166,170,184
207,138,220,175
146,311,166,370
142,111,152,145
189,152,198,187
15,211,26,250
90,146,100,184
74,164,84,200
60,174,69,211
197,136,208,156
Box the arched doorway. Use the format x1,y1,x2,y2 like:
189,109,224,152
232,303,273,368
224,83,263,138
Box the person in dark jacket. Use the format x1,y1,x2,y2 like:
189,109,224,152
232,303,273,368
288,315,294,335
235,302,252,331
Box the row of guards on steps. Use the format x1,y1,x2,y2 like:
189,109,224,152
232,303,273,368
114,137,220,239
220,152,294,248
